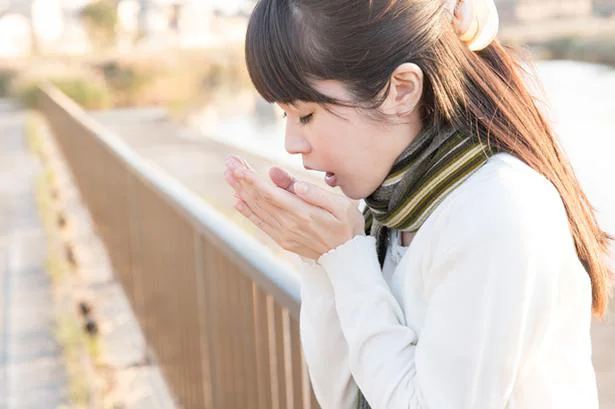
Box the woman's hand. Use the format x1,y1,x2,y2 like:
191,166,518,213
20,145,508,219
223,155,365,260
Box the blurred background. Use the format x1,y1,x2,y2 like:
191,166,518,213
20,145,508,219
0,0,614,227
1,1,614,408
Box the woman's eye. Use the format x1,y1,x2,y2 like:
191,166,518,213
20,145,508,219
282,112,287,119
300,114,313,125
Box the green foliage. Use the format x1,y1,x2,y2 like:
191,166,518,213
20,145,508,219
543,37,576,59
542,36,615,67
53,78,111,109
80,0,118,50
55,313,93,406
10,45,255,112
25,112,43,158
15,77,111,110
97,60,151,106
0,68,17,97
16,83,40,109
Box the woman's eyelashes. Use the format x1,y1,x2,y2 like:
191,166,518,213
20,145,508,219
300,114,313,125
281,112,313,125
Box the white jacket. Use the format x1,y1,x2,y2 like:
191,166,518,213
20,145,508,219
297,152,598,409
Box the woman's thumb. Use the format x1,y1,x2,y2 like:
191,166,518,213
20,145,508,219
269,166,297,194
293,181,344,216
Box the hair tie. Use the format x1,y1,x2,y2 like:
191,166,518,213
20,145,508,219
446,0,499,51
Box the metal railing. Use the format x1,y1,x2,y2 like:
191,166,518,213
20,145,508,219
38,85,320,409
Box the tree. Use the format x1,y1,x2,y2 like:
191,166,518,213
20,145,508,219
80,0,118,50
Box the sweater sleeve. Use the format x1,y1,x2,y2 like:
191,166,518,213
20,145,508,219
317,180,563,409
296,255,360,409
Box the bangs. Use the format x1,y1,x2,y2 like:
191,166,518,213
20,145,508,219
245,0,339,105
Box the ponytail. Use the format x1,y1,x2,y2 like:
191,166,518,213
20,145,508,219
457,40,613,317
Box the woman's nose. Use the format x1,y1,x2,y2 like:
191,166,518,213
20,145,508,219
284,126,310,155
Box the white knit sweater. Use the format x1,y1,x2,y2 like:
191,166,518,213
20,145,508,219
296,152,598,409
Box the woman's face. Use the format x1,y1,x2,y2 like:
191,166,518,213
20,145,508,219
277,74,423,200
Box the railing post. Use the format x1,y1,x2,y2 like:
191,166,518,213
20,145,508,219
126,172,145,328
194,232,215,409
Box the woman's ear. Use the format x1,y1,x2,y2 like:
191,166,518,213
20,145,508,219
380,63,424,118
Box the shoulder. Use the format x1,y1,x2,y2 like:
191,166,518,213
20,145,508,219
415,152,576,297
455,152,565,221
423,152,573,262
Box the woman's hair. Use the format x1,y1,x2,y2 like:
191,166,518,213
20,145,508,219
245,0,613,317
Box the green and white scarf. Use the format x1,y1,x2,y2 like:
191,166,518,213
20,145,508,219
357,125,496,409
363,125,496,269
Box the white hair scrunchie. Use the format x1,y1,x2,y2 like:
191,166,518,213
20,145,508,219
445,0,499,51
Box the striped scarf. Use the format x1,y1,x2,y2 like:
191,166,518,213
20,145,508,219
356,126,495,409
363,125,495,269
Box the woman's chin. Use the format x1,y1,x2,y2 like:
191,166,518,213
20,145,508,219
339,184,366,201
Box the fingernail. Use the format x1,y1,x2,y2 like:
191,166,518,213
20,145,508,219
226,155,241,165
295,182,308,194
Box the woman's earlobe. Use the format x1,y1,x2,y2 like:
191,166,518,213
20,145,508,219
398,104,418,117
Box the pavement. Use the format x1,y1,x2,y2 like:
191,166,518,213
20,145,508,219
34,112,179,409
0,101,68,408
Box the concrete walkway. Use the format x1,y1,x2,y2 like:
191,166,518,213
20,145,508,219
0,101,68,408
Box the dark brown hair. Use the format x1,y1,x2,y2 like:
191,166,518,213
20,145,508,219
245,0,613,317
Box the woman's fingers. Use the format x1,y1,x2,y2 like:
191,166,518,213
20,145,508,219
237,179,285,230
225,154,255,172
235,198,281,239
225,157,296,209
225,166,287,223
225,157,342,236
226,157,298,196
224,168,241,191
235,197,314,257
293,181,350,218
228,166,309,239
233,166,301,212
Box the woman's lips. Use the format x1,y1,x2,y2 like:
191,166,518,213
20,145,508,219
303,166,338,187
325,172,337,187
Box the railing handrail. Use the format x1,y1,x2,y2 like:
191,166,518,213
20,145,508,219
40,83,302,312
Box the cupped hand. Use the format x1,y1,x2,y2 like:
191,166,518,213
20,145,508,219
223,155,365,260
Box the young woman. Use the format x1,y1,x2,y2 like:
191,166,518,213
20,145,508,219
223,0,613,407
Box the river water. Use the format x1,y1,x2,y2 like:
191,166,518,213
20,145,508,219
200,60,615,249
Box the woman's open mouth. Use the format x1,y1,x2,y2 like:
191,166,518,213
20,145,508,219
325,172,337,187
304,165,338,187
